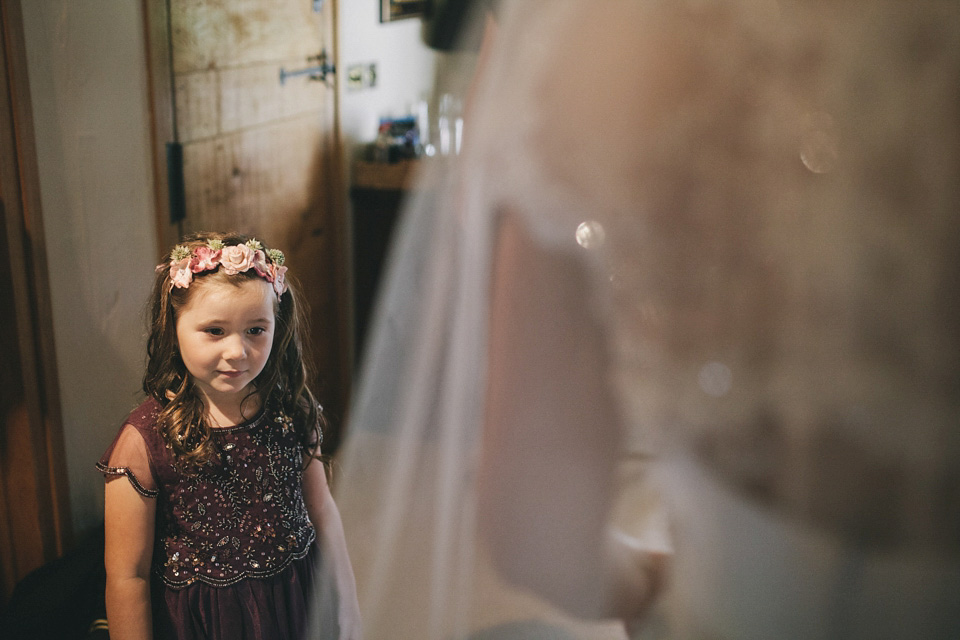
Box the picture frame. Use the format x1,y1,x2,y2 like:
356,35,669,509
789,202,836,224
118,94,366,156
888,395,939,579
381,0,428,23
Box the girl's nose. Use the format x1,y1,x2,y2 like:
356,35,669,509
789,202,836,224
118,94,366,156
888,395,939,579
223,334,247,360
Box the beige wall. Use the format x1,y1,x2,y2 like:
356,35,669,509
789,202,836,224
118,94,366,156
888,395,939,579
21,1,159,536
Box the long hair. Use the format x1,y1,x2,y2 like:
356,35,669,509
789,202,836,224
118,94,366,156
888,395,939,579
143,231,324,469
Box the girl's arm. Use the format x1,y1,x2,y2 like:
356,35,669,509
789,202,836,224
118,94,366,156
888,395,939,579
104,477,156,640
303,456,361,640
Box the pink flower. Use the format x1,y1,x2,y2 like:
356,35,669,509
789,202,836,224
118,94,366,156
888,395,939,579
219,244,256,275
190,246,221,273
169,257,193,288
252,250,272,280
271,264,288,297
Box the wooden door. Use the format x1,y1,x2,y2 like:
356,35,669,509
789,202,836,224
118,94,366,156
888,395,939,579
144,0,351,448
0,0,72,606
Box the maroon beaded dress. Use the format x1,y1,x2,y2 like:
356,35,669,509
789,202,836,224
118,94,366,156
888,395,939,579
97,398,325,640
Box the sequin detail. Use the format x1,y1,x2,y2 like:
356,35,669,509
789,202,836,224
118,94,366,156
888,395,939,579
97,399,316,589
94,462,160,498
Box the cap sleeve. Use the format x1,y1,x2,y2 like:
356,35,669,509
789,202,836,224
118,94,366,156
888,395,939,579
96,423,159,498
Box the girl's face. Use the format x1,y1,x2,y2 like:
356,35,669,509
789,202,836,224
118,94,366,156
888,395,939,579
175,277,276,410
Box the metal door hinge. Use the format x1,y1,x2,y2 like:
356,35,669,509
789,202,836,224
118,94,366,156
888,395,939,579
166,142,186,224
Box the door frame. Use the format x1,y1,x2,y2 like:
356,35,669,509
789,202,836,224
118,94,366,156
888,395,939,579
141,0,180,256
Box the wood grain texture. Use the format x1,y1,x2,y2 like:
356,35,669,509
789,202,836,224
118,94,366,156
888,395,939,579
0,0,72,606
170,0,325,73
175,70,219,142
182,114,326,229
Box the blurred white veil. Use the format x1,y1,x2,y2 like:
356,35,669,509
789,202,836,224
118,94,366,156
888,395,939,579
314,1,960,639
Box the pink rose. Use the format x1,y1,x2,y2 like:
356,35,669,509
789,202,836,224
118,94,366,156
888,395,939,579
252,249,272,280
271,264,288,297
169,257,193,288
190,246,221,273
219,245,255,275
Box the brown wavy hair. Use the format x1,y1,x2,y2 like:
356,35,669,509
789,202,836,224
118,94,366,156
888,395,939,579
143,231,324,469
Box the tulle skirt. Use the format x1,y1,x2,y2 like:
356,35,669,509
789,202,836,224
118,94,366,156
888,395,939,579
152,551,331,640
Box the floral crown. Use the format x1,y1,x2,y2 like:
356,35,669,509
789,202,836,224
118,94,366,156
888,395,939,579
160,238,288,297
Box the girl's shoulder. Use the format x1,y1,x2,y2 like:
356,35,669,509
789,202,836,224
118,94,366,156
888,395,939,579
121,397,170,457
97,397,169,495
125,396,163,429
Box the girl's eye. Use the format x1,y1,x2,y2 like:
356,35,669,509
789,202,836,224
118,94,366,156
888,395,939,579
204,328,224,336
248,327,266,336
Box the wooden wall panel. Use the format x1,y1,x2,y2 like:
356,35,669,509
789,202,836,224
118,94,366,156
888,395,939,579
182,114,327,229
177,61,328,145
220,61,327,133
170,0,324,73
174,71,219,142
279,65,330,119
219,65,281,134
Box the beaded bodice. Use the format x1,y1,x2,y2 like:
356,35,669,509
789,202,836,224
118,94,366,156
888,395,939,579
97,398,316,588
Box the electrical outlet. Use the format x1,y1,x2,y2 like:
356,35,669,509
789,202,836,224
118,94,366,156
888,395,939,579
347,64,364,90
347,62,378,91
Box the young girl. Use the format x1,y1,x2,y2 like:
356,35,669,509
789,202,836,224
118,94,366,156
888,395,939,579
97,231,360,640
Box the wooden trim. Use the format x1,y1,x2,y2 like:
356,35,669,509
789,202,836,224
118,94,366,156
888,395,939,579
327,0,354,449
0,0,72,605
142,0,180,256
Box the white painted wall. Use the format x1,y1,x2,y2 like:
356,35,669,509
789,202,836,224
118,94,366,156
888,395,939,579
21,1,159,536
338,4,438,158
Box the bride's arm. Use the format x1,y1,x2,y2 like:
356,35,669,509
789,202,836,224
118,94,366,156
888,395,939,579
478,208,665,622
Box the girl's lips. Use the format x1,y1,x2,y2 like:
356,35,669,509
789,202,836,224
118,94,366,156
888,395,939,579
218,370,245,378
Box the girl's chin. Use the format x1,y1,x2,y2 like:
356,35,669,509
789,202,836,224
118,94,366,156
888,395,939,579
197,380,255,401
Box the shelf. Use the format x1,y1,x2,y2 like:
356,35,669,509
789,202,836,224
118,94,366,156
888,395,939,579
352,159,419,191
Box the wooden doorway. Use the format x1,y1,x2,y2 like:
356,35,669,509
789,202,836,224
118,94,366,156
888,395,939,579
143,0,351,450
